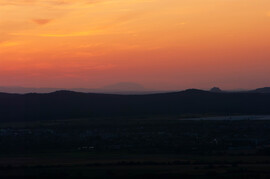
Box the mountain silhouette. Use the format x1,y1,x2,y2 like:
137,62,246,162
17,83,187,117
1,89,270,121
210,87,222,93
252,87,270,93
0,83,150,94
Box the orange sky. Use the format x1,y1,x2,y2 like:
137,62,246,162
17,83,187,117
0,0,270,90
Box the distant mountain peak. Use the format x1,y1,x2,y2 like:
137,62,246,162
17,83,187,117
253,87,270,93
210,87,222,93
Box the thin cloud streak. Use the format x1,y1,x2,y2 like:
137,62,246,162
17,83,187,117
32,19,52,25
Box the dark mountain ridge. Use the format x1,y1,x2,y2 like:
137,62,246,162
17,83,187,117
1,89,270,121
252,87,270,93
0,83,156,94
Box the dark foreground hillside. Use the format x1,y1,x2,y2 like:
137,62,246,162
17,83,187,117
1,89,270,121
2,118,270,179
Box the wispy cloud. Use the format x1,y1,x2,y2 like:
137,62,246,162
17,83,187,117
32,19,52,25
0,0,106,6
11,29,105,37
38,30,103,37
0,41,21,47
0,0,36,6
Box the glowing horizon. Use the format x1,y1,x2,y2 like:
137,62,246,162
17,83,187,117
1,0,270,90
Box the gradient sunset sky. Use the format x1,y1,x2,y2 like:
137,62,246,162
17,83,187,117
0,0,270,90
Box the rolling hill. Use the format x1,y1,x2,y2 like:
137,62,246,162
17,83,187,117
0,89,270,121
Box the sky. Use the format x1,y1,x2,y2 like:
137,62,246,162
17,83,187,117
0,0,270,90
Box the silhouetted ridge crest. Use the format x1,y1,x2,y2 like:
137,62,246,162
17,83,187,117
252,87,270,93
180,89,211,95
51,90,79,94
0,89,270,121
183,89,207,93
210,87,222,93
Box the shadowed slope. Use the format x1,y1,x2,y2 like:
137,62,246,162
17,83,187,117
0,89,270,121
